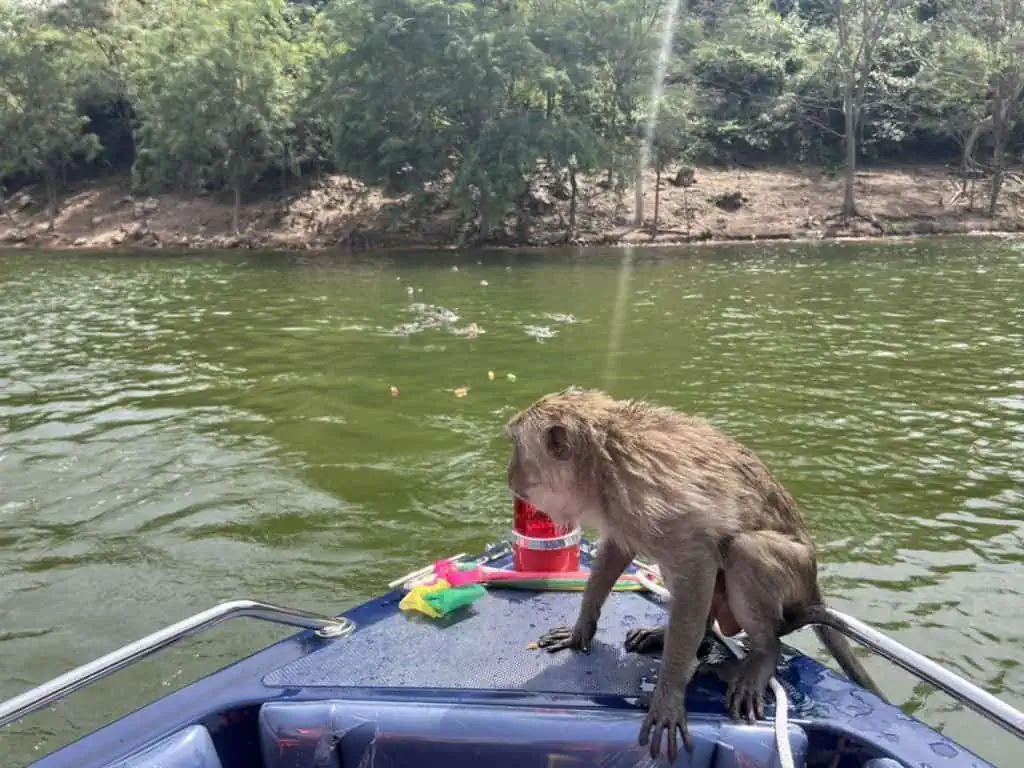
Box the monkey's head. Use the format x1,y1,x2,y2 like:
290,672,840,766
504,386,614,528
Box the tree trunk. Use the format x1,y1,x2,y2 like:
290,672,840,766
988,94,1008,217
0,185,15,226
633,168,644,227
568,165,579,240
44,170,58,232
962,115,993,172
841,80,858,219
653,164,661,234
682,186,690,239
233,184,241,235
988,129,1006,217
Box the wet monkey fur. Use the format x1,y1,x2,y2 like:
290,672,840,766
504,387,884,762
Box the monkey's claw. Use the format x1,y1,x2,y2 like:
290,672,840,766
638,687,692,762
624,626,664,655
725,679,766,723
536,625,590,653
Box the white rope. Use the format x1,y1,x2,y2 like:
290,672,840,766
633,566,795,768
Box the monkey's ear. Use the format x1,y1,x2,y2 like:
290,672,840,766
545,425,572,461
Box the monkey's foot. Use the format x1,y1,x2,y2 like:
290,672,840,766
624,626,664,654
536,621,595,653
638,684,692,762
626,627,717,659
699,654,774,723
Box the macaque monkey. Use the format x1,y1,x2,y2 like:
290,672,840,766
505,387,883,762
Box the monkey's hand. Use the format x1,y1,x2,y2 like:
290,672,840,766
638,683,692,762
536,615,598,653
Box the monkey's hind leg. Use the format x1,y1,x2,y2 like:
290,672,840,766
626,618,716,657
625,625,665,654
700,531,814,723
627,570,724,656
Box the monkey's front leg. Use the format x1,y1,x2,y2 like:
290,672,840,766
537,537,632,653
639,554,716,762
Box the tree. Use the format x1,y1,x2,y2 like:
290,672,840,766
824,0,911,218
0,4,101,229
917,0,1024,215
128,0,297,232
44,0,149,172
647,89,699,234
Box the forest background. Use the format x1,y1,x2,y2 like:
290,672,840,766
2,0,1024,250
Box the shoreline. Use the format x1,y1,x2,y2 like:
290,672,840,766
3,164,1023,255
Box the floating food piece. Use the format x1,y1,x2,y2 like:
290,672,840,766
526,641,539,650
453,386,469,398
480,280,489,287
506,373,517,382
451,265,459,272
488,371,495,381
390,385,400,397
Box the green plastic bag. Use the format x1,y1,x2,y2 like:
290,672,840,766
422,584,486,616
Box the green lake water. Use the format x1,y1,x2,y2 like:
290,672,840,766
0,239,1021,765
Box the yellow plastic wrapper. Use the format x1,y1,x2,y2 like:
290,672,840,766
399,579,451,618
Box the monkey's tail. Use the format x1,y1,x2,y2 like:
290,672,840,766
812,623,886,701
785,605,887,702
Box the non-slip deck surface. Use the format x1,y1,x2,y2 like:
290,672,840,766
263,591,669,696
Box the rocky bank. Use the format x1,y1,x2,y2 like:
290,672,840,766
2,164,1023,253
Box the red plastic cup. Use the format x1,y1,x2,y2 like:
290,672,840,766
511,497,581,572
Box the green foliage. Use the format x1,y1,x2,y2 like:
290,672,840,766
0,3,101,216
128,0,296,206
3,0,1024,230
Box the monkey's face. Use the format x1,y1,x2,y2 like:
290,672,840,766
505,420,589,529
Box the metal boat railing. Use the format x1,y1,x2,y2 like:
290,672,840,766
821,608,1024,741
0,599,355,730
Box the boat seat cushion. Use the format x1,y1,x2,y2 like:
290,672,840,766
258,699,808,768
103,724,222,768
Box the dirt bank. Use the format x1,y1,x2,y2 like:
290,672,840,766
2,164,1023,253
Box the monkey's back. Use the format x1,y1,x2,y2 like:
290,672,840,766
602,400,811,541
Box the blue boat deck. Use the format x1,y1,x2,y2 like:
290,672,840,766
263,588,670,696
22,544,1001,768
